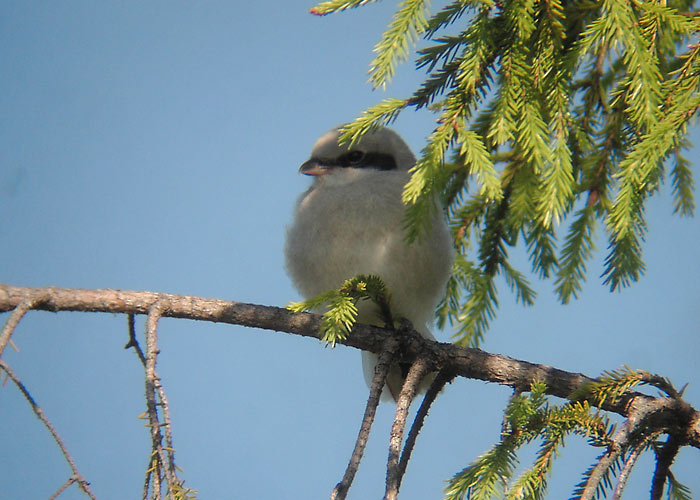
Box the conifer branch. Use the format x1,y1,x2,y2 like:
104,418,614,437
2,283,698,448
670,141,695,217
335,0,698,346
554,205,597,304
368,0,432,89
423,0,472,38
445,383,550,500
309,0,376,16
339,98,409,146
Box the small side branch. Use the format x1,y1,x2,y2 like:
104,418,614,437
611,438,651,500
331,337,400,500
0,359,98,500
0,297,44,357
48,475,79,500
125,313,147,367
385,357,432,500
397,371,454,491
578,419,633,500
580,393,692,500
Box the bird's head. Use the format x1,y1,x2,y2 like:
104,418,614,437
299,125,416,177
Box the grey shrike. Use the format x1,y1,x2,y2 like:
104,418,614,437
284,125,454,401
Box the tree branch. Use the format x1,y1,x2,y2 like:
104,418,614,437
611,438,648,500
1,283,698,449
48,475,79,500
0,295,45,357
581,391,692,500
385,357,432,500
578,424,636,500
0,359,98,500
142,301,181,499
396,371,454,491
331,337,399,500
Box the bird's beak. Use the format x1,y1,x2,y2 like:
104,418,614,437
299,159,331,176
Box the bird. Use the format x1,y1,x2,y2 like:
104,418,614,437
284,125,454,401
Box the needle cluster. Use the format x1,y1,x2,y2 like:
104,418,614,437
313,0,699,347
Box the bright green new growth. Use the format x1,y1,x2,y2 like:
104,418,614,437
313,0,698,347
286,275,393,346
369,0,432,89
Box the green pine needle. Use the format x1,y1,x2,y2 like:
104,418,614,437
309,0,698,380
671,149,695,217
667,473,693,500
338,98,409,146
368,0,431,89
554,206,597,304
457,127,502,203
445,439,518,500
310,0,378,16
287,275,393,346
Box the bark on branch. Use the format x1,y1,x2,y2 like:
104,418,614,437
2,283,698,449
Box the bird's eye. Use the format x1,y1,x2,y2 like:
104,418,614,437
346,150,366,164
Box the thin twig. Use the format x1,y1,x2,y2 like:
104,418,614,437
126,314,160,500
142,464,152,500
612,432,660,500
151,459,162,500
502,387,524,434
579,395,682,500
0,297,41,357
126,311,178,497
578,424,630,500
385,357,431,500
48,475,78,500
125,313,147,367
0,359,98,500
331,337,400,500
396,372,454,491
143,301,180,499
650,434,682,500
143,304,163,500
155,379,176,473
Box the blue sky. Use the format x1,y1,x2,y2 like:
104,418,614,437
1,2,698,499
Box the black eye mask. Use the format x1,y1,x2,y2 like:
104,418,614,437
335,151,398,171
